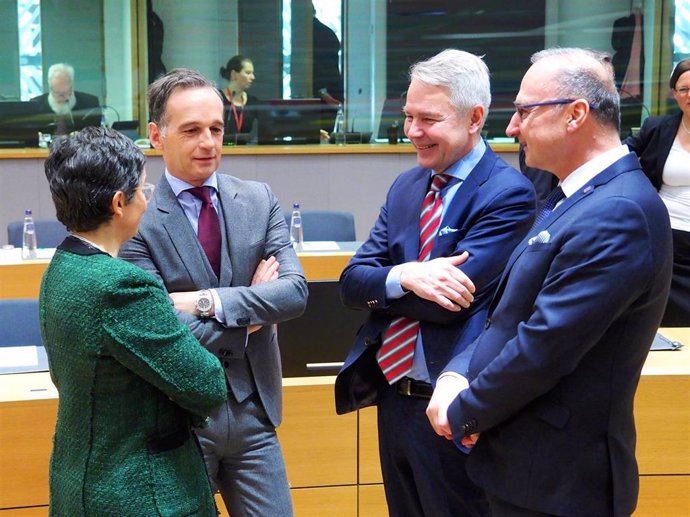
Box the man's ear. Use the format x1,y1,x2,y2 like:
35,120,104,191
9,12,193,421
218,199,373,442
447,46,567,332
149,122,163,150
567,99,589,129
468,105,485,134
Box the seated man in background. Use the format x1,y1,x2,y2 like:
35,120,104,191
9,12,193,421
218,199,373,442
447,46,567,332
31,63,101,134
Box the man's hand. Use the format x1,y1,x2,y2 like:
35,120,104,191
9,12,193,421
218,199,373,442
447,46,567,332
246,257,280,335
400,252,475,311
461,433,480,449
169,291,202,316
251,256,280,285
426,373,469,440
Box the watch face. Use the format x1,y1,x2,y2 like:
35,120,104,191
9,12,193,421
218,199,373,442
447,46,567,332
197,295,213,311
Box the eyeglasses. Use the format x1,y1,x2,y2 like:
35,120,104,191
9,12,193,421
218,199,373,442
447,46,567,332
140,183,156,202
674,87,690,96
513,99,576,120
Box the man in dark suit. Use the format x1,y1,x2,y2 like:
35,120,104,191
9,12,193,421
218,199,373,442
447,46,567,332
31,63,101,134
120,68,307,517
335,49,536,517
427,48,673,517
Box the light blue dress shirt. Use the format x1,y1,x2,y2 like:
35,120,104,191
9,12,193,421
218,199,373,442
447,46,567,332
384,139,487,382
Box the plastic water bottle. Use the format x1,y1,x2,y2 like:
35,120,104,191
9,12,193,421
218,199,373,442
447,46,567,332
333,105,345,146
100,108,107,128
290,203,304,250
22,209,38,260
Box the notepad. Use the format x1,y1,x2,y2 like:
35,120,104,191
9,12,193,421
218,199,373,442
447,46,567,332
300,241,341,251
0,346,39,368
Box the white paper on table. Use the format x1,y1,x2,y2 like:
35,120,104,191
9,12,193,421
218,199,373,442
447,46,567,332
300,241,340,251
0,346,39,367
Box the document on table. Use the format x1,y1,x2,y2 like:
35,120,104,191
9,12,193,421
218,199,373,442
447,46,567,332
0,346,49,374
0,345,39,368
300,241,341,251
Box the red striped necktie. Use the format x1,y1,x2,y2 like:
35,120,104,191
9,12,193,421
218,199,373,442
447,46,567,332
377,173,450,384
187,186,221,278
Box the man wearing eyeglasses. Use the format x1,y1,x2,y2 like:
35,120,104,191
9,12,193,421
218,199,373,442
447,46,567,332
31,63,101,134
428,48,673,516
335,49,536,517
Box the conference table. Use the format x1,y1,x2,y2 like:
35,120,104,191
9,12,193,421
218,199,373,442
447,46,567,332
1,246,689,516
0,242,359,299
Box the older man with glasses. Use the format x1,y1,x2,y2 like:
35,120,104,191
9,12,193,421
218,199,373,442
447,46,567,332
427,47,673,517
31,63,101,134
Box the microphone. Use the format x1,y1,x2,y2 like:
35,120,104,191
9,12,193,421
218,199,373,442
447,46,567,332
80,105,121,126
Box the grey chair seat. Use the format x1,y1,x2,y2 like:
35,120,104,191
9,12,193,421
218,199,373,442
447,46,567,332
7,219,69,248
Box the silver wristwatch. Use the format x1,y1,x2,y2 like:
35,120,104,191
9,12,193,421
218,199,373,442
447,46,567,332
195,290,213,318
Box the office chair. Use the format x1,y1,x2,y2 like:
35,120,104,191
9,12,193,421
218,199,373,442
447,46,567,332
0,298,43,347
7,219,68,248
284,210,356,241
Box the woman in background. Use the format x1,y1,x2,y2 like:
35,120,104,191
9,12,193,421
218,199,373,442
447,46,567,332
40,127,227,516
624,59,690,326
219,54,259,135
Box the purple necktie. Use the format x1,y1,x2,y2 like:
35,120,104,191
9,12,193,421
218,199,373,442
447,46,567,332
187,186,221,278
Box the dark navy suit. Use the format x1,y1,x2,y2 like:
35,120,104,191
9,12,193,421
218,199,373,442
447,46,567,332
446,153,673,516
335,145,536,516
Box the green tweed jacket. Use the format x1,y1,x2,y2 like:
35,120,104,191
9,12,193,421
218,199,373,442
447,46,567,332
39,236,227,517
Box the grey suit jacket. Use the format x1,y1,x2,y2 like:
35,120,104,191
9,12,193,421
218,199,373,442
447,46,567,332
120,173,308,427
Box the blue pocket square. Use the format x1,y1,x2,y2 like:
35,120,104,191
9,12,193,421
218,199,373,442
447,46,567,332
438,225,459,237
528,230,551,245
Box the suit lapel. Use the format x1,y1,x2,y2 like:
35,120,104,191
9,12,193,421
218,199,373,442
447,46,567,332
216,175,236,286
431,146,496,259
659,113,681,164
401,170,431,261
488,152,640,314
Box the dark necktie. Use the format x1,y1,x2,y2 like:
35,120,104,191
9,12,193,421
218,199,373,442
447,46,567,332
377,173,450,384
187,186,221,278
531,186,564,230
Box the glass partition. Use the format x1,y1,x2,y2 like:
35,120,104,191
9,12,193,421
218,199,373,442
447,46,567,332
0,0,682,147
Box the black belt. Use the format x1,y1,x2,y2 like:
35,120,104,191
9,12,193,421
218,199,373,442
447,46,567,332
396,377,433,399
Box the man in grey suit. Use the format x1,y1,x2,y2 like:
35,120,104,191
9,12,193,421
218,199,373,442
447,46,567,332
120,68,307,517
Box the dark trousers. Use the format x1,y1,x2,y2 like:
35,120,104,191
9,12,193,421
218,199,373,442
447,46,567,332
488,493,558,517
662,228,690,326
377,382,489,517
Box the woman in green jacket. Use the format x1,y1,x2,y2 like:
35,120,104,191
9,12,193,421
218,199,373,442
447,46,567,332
39,127,227,517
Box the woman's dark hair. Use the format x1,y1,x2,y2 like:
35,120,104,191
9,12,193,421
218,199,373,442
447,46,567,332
44,126,145,232
219,55,251,81
670,58,690,89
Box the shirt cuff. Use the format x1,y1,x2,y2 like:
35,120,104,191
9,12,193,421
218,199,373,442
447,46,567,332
210,289,225,325
386,264,407,299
